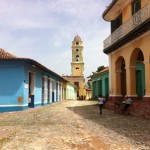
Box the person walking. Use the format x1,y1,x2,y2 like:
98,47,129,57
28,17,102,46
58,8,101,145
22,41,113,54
98,95,105,115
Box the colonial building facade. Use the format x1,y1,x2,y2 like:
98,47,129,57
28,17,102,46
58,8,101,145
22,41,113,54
90,67,109,99
63,35,86,99
103,0,150,119
0,49,66,112
62,80,77,100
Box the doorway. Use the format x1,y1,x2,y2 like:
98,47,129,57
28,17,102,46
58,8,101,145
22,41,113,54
28,72,35,108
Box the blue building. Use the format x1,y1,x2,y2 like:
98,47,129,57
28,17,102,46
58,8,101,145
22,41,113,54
0,49,66,112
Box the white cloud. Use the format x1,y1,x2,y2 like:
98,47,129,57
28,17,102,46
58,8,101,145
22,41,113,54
0,0,112,78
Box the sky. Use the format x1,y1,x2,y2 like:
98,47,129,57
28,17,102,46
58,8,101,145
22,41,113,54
0,0,112,78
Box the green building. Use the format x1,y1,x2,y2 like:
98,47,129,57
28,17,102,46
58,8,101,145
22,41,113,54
91,67,109,99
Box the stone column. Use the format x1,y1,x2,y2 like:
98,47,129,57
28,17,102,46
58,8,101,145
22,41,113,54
60,83,63,101
108,54,112,95
126,66,137,97
115,70,122,96
144,61,150,97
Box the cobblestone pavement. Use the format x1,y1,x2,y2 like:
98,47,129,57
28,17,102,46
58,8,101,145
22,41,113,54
0,100,150,150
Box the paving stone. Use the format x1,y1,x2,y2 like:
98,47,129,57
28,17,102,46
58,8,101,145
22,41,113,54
0,100,150,150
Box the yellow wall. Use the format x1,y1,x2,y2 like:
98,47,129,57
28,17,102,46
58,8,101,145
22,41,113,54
63,35,86,98
71,63,84,76
122,2,131,23
62,76,86,96
121,0,149,23
72,44,84,76
86,90,92,100
110,32,150,96
141,0,150,7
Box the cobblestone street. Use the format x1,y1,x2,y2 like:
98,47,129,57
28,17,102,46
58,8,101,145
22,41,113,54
0,100,150,150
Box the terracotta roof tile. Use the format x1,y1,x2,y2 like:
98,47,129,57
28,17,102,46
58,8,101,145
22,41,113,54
0,48,65,81
0,48,17,59
90,67,109,78
73,35,82,42
97,66,109,74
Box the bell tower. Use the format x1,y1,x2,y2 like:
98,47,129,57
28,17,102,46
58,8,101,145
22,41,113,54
71,35,84,76
62,35,86,99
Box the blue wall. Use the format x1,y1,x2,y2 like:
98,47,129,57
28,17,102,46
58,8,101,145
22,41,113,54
0,61,26,112
23,64,61,107
23,64,43,107
0,60,62,112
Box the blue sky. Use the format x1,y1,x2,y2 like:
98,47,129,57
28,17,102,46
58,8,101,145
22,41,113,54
0,0,111,78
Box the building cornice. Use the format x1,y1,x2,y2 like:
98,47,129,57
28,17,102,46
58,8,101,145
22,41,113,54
102,0,130,21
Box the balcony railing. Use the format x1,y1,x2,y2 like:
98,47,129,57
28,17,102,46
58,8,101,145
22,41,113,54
104,3,150,49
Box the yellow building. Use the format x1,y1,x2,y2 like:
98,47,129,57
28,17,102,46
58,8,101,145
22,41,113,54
63,35,86,99
103,0,150,119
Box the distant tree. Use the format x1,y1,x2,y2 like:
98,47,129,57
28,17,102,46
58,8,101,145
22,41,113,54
96,65,105,72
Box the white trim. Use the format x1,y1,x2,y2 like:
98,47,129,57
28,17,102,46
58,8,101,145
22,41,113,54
144,95,150,97
49,78,55,82
34,102,44,104
42,76,48,103
0,104,28,107
144,60,150,63
0,102,51,107
42,75,47,78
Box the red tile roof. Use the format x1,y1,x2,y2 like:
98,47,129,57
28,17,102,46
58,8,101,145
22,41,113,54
90,67,109,78
0,48,17,59
0,48,66,81
97,66,109,74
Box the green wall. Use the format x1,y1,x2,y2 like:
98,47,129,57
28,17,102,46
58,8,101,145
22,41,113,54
91,71,109,99
136,62,145,97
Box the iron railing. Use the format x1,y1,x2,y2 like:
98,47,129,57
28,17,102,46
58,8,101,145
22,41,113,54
104,3,150,49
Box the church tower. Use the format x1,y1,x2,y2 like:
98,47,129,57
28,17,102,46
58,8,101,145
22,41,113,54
62,35,86,99
71,35,84,76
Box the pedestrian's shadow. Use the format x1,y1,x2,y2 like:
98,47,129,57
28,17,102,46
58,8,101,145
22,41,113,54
67,102,150,148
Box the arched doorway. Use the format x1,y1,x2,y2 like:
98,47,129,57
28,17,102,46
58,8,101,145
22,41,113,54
130,48,145,97
105,77,109,96
115,56,126,96
136,51,145,97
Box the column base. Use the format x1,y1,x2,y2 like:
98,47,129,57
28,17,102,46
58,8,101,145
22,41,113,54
105,95,150,120
105,95,123,110
143,96,150,101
